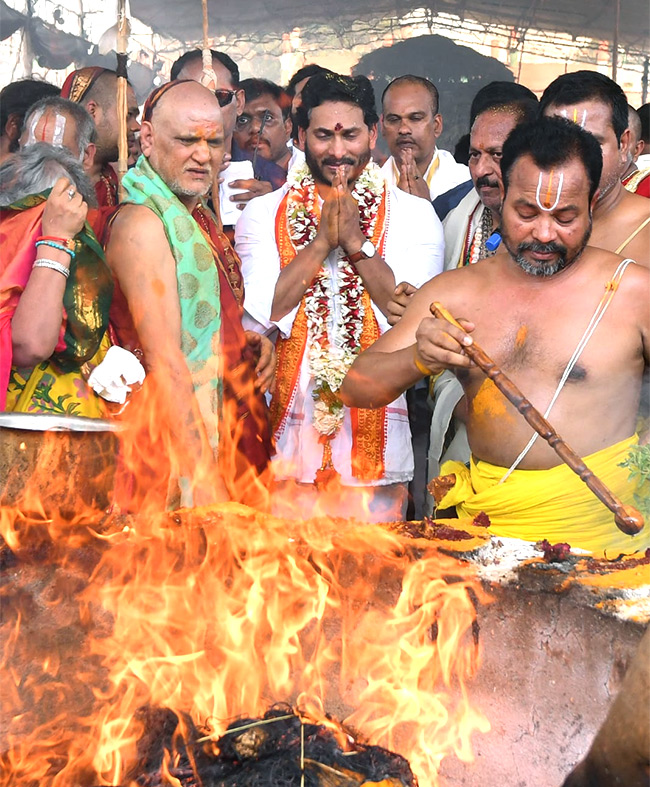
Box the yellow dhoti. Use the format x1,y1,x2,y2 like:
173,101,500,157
438,435,649,556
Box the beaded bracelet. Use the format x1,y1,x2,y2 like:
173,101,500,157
35,239,75,259
33,258,70,279
36,235,76,252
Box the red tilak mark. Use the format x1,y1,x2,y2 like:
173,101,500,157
334,123,343,131
41,115,50,141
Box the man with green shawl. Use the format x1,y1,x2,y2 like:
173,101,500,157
106,80,273,508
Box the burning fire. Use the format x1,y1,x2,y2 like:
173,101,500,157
1,384,490,786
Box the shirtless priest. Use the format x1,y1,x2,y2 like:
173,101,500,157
341,116,649,556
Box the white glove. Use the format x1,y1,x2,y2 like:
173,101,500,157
87,345,145,404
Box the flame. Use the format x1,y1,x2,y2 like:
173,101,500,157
1,370,490,786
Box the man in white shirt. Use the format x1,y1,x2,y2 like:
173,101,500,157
236,72,444,522
380,75,469,202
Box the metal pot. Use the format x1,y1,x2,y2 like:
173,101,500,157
0,412,120,513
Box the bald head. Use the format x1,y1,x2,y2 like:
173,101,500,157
145,80,220,123
173,55,243,148
140,81,224,206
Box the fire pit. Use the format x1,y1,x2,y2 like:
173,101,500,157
0,412,118,513
1,497,647,787
0,504,487,786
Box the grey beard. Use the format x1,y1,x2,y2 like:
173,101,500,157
512,251,569,277
168,179,210,198
504,218,592,278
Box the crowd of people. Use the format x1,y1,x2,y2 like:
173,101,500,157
0,52,648,553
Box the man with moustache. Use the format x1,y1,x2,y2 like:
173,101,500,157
379,75,470,517
380,75,469,203
341,117,649,555
106,81,274,509
541,71,649,267
233,78,294,186
442,82,539,272
236,72,444,521
381,83,538,511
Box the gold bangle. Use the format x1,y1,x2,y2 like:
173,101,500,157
413,349,433,377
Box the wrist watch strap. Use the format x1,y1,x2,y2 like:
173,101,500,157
348,240,375,263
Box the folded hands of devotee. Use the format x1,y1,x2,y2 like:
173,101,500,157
396,147,432,201
386,281,417,325
244,331,276,394
318,167,365,255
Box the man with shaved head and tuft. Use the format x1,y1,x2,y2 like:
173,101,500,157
541,70,650,267
106,80,273,509
61,67,140,209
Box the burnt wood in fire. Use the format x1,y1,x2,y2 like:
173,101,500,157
125,704,415,786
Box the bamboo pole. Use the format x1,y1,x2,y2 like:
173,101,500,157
612,0,620,83
116,0,129,201
430,301,644,536
200,0,224,230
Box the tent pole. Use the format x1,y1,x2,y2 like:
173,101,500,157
23,0,34,75
116,0,129,201
199,0,223,230
200,0,217,88
611,0,620,83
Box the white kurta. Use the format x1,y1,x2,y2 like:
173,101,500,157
381,148,470,202
236,183,445,486
442,188,483,271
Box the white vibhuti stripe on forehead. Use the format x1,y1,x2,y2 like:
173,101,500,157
561,107,588,127
574,107,588,128
25,107,45,146
51,113,66,147
535,170,564,212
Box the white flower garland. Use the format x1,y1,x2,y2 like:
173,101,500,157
286,161,385,437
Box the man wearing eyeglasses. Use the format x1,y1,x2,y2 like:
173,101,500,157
170,49,280,229
233,78,294,189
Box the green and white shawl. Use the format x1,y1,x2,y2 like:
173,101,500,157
121,155,221,454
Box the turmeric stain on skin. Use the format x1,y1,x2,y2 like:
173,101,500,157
152,278,166,297
470,377,513,424
515,324,527,349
